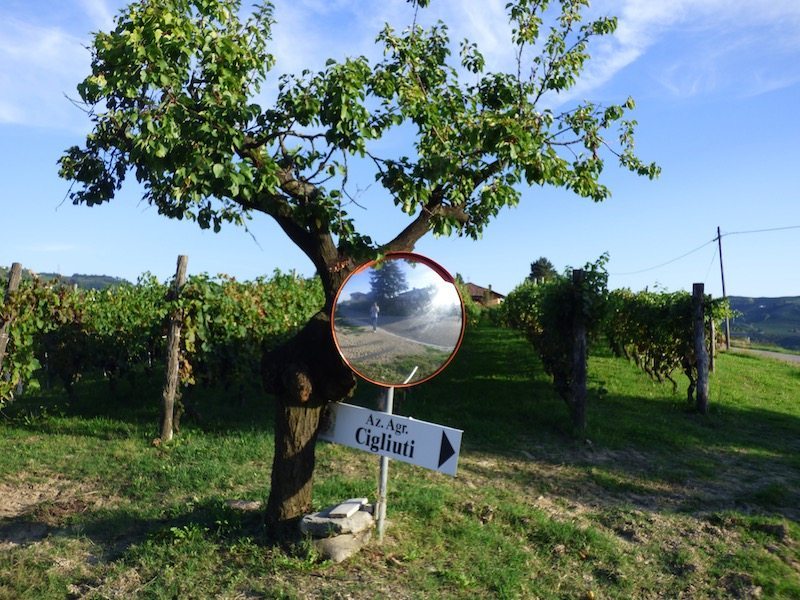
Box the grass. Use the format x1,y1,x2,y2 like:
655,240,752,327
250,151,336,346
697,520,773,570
1,323,799,598
352,346,451,385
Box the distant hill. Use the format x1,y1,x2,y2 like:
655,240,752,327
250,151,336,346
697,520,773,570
728,296,800,351
0,266,130,291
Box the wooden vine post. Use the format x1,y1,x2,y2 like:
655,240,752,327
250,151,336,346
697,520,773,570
570,269,588,430
160,255,188,443
692,283,709,415
0,263,23,376
709,318,716,373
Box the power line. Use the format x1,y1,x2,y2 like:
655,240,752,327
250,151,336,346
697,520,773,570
702,243,718,282
610,238,716,276
609,225,800,276
722,225,800,237
610,223,800,278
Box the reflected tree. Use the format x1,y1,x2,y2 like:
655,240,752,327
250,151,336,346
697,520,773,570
369,260,409,308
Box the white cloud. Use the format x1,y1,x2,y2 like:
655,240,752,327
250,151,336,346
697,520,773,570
436,0,510,64
269,0,512,78
270,0,397,72
0,100,24,124
574,0,800,99
78,0,115,31
0,17,91,130
3,0,798,134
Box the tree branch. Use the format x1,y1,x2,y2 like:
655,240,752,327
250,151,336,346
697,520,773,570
238,143,342,297
379,157,505,253
381,188,468,253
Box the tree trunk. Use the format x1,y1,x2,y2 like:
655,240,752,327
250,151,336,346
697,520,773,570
569,269,587,431
692,283,709,415
0,263,23,376
262,310,356,534
266,388,326,533
160,255,188,443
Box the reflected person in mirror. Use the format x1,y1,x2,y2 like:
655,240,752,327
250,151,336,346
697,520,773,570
370,302,380,332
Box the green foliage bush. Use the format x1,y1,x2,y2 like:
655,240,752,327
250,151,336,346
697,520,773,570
178,272,323,394
0,278,62,403
502,253,734,415
0,271,323,407
604,288,733,401
503,256,609,410
454,278,482,328
42,276,170,397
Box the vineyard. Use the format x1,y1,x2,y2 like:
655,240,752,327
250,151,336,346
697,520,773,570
0,266,323,410
2,297,798,599
2,262,798,599
1,258,734,435
500,257,734,429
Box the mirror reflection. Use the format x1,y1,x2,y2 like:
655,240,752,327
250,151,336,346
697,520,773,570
332,254,465,387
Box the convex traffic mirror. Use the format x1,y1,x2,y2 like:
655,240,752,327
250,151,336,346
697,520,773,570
331,253,466,387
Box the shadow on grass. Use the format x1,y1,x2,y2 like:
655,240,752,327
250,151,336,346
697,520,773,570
5,374,278,440
351,326,574,449
352,325,800,458
0,497,292,562
6,324,799,526
386,325,800,521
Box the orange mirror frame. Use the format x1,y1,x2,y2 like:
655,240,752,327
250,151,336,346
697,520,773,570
331,252,466,388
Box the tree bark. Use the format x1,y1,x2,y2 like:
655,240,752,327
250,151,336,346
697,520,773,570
692,283,709,415
569,269,587,431
160,255,188,443
0,263,23,376
262,309,356,534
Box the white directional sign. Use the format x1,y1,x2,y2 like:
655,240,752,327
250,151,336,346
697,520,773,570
319,403,463,476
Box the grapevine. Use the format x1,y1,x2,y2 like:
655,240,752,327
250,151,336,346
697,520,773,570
0,270,323,408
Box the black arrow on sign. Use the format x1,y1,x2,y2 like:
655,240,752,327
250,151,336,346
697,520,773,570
438,431,455,468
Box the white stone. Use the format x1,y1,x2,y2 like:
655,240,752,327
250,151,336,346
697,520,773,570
328,497,368,518
313,529,373,563
300,507,374,537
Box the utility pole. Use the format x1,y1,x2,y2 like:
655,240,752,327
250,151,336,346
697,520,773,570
716,226,731,350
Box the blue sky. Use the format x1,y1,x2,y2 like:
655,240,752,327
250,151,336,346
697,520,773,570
1,0,799,298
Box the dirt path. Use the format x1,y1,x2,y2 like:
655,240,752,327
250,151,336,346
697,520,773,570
333,312,461,381
335,323,441,364
338,312,461,349
730,347,800,365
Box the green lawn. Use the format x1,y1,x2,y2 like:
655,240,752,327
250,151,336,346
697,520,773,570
1,324,798,599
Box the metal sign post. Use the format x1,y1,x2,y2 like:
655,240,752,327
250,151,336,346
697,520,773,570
376,386,394,542
376,365,418,542
328,253,467,546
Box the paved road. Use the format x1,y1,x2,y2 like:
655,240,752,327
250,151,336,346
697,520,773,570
336,311,462,349
730,347,800,365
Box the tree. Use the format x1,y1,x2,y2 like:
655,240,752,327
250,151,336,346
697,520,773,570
529,257,557,282
369,260,408,308
59,0,658,533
